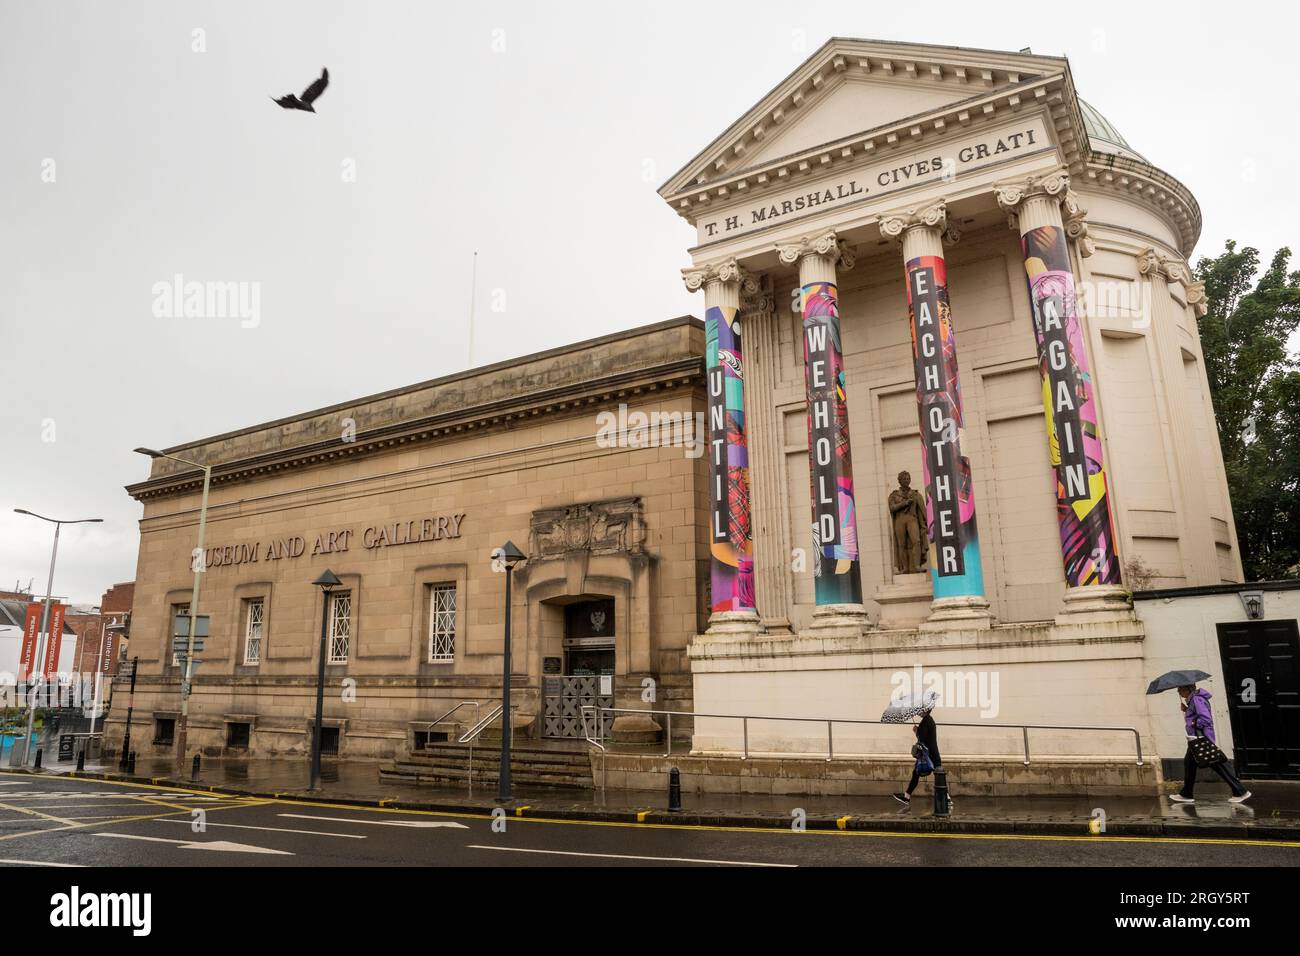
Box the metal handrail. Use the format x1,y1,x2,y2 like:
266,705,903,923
457,703,518,797
421,700,481,746
580,705,1144,766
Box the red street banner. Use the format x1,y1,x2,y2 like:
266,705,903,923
42,603,66,679
19,603,42,682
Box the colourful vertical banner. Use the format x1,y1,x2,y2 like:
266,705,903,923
706,304,755,613
42,602,66,678
20,603,42,682
801,281,862,605
905,255,985,598
1019,225,1121,586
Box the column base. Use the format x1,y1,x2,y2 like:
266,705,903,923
1053,584,1136,625
874,573,932,628
704,609,767,640
921,594,993,631
803,603,874,637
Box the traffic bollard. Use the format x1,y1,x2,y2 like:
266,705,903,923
668,766,682,812
192,754,201,782
127,752,136,775
933,766,950,817
34,748,42,770
76,749,85,772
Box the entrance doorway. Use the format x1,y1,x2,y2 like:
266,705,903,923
544,599,615,739
1216,619,1300,778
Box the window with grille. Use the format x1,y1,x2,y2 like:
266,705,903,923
243,598,264,665
328,591,351,664
428,585,456,663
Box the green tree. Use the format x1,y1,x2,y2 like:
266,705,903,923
1196,241,1300,579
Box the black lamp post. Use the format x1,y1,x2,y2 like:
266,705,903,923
310,569,342,791
493,541,526,802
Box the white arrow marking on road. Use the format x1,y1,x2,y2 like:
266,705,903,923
94,833,293,855
467,845,797,867
278,813,469,829
0,858,82,867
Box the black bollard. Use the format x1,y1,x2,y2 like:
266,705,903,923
191,753,201,782
932,766,950,817
34,748,42,770
668,767,682,812
76,749,85,772
127,752,136,775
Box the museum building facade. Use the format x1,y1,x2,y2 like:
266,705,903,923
665,38,1244,767
108,39,1260,775
105,320,710,759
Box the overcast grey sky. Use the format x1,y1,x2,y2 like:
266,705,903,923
1,0,1296,604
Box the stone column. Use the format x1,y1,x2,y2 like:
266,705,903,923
996,172,1129,620
880,201,991,629
777,231,871,634
684,259,762,637
1136,249,1218,583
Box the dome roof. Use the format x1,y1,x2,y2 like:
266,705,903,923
1079,99,1145,162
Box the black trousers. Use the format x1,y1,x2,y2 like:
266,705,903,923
1181,745,1246,798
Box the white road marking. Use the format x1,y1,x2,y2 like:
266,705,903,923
0,858,82,866
467,845,797,867
157,819,365,839
94,833,293,855
278,813,469,829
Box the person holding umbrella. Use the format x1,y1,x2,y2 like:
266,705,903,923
1147,670,1251,805
884,690,945,807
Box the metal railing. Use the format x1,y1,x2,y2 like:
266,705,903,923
455,703,517,796
580,705,1143,766
421,700,482,747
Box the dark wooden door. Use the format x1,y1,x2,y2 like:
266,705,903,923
1217,619,1300,778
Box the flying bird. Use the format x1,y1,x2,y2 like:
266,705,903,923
273,67,329,112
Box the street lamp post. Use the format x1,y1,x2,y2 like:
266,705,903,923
135,447,212,777
492,541,526,802
12,509,103,767
310,569,342,792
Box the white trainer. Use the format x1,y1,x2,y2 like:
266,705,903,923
1228,791,1252,804
1168,794,1195,804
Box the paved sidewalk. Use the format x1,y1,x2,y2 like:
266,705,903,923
22,754,1300,841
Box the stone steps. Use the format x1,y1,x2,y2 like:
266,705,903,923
381,743,593,789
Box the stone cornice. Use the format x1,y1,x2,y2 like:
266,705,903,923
775,230,856,270
661,38,1070,202
127,356,703,502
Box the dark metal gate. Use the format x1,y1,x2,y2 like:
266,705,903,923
543,675,613,739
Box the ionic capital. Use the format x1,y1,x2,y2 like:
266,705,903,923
996,170,1094,256
1136,248,1193,284
1185,280,1209,318
994,169,1072,219
878,200,960,245
775,230,855,271
739,272,774,316
681,257,746,293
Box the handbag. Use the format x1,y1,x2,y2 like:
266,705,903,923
1188,731,1228,768
912,742,934,777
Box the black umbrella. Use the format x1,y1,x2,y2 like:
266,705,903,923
1146,669,1211,694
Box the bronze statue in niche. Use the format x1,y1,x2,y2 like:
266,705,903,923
889,470,927,574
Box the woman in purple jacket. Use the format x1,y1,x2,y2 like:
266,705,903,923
1169,684,1251,804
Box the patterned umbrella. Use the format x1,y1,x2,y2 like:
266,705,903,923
881,689,939,723
1146,669,1212,694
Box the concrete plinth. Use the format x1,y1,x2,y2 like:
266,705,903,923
874,573,932,628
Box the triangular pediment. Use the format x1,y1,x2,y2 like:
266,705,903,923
661,37,1068,199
